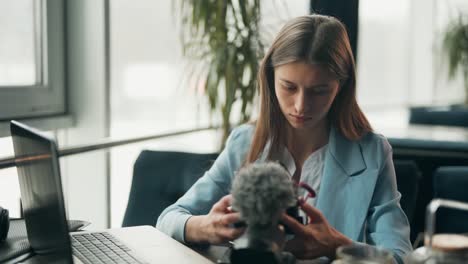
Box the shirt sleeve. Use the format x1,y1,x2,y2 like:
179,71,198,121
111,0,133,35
365,141,413,264
156,125,251,242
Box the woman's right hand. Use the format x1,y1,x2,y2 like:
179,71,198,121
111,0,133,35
184,194,246,244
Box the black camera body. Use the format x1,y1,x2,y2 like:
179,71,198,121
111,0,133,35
283,205,304,234
232,204,304,234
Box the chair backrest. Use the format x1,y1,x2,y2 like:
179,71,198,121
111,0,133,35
394,160,421,224
409,107,468,127
433,166,468,233
122,150,219,227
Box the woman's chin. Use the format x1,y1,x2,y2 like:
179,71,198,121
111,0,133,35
288,120,314,130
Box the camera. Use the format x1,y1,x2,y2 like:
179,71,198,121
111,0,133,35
282,204,304,234
232,205,303,234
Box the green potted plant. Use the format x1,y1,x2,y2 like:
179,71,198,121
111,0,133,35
442,14,468,105
177,0,264,147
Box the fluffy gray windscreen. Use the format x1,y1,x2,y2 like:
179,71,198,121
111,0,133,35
231,162,296,228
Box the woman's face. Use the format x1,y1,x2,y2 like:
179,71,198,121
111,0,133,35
274,62,340,131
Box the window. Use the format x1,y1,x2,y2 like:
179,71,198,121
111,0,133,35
357,0,468,128
109,0,309,227
0,0,66,120
357,0,412,109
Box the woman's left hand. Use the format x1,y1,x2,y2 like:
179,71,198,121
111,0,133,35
281,202,352,259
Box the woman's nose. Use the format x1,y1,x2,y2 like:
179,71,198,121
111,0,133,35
294,90,306,114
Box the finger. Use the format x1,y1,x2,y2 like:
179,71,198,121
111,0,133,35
220,212,242,225
284,237,303,254
219,226,246,240
278,224,285,233
273,225,286,249
300,202,324,222
212,195,232,212
281,213,306,234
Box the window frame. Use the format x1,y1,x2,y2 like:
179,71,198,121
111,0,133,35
0,0,66,120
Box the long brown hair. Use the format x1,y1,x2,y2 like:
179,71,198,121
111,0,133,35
246,15,372,163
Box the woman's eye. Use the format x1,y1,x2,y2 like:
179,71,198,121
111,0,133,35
313,87,329,95
283,85,296,91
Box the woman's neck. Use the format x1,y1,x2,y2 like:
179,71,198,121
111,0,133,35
286,120,330,165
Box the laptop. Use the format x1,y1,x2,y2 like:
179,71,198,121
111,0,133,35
10,120,212,264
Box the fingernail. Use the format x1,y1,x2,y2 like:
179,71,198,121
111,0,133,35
298,197,305,205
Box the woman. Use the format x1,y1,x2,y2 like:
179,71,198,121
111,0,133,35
157,15,412,263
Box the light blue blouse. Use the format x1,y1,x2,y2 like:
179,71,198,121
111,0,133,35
156,124,412,263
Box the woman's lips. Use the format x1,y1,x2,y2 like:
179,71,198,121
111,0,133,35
290,114,312,122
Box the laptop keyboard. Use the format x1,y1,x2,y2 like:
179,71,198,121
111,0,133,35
71,232,144,264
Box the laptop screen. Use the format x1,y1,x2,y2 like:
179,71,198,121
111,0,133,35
10,121,72,260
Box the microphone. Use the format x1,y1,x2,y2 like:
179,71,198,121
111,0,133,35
231,162,297,249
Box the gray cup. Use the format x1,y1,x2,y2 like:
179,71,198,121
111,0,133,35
332,244,394,264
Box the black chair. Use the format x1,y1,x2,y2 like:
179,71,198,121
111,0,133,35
394,160,421,224
409,106,468,127
393,159,422,243
389,138,468,242
433,166,468,234
122,150,219,227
